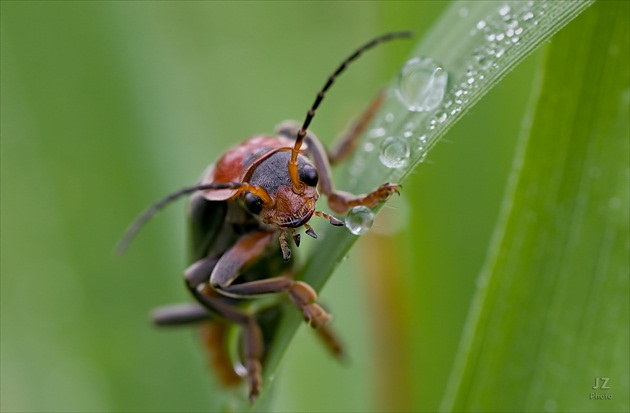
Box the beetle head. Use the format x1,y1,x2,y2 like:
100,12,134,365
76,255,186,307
245,151,319,228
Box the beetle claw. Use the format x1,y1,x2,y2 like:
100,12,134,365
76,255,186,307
304,224,318,239
292,230,301,247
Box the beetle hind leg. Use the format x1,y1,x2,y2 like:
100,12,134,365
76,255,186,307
242,320,264,403
181,255,267,403
314,320,345,360
216,277,332,328
287,280,332,327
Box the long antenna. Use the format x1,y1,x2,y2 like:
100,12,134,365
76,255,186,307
287,30,413,191
116,182,262,255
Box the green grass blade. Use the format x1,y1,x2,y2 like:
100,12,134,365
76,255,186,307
256,0,595,408
442,1,629,411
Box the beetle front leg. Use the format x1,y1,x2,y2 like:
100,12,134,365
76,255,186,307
282,90,398,214
209,231,331,327
219,277,331,327
305,132,400,214
325,184,401,214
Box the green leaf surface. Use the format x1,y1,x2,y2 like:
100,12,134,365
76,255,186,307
442,1,629,411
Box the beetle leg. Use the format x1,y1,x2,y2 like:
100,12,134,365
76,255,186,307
187,283,264,403
243,320,264,403
325,183,401,214
278,230,291,261
179,252,267,403
305,131,400,214
314,211,344,226
314,323,346,361
185,256,220,288
291,228,301,247
209,231,276,290
152,302,210,326
304,224,318,239
328,90,386,165
198,321,243,388
217,277,331,328
277,91,397,214
207,232,331,327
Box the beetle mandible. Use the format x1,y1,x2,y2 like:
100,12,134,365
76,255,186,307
119,31,412,403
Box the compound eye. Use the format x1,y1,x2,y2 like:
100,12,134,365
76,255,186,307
299,164,319,187
244,192,263,215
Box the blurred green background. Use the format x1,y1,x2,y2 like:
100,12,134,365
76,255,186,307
2,1,544,411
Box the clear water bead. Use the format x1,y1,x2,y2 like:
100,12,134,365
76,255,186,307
345,206,375,235
396,57,448,112
379,137,409,169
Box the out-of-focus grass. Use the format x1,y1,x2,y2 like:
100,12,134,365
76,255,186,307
444,2,629,411
1,2,443,412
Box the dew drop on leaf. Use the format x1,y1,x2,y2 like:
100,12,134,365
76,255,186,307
396,57,448,112
345,206,375,236
379,137,410,169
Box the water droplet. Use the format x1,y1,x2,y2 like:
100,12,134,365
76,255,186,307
499,5,511,17
496,33,505,41
436,111,447,123
233,361,247,377
477,55,492,70
345,206,375,235
379,137,410,169
522,11,534,21
495,47,505,58
368,127,386,138
403,130,413,138
385,112,395,123
363,142,374,152
396,57,448,112
476,20,487,30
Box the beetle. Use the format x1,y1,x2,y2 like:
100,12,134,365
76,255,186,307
118,31,412,403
